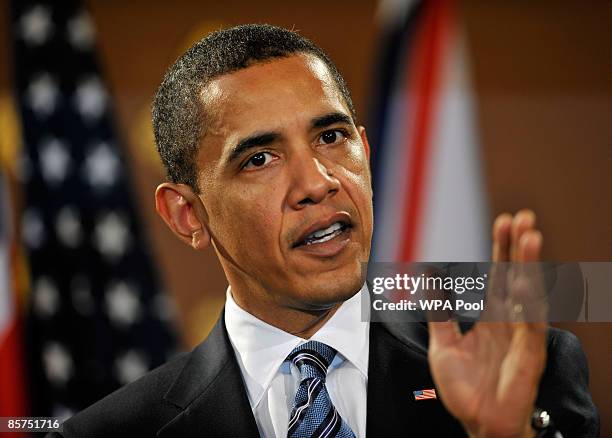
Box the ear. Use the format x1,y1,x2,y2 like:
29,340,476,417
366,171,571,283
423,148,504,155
155,182,211,250
357,126,371,161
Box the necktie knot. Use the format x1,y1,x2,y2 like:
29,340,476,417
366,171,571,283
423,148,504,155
288,340,336,382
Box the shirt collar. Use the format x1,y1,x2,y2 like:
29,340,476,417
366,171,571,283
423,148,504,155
224,284,370,408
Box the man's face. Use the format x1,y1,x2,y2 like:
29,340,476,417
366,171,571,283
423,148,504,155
196,54,373,313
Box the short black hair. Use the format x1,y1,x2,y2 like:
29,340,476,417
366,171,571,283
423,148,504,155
152,23,356,192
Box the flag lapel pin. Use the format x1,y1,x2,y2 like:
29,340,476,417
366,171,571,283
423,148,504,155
413,388,437,400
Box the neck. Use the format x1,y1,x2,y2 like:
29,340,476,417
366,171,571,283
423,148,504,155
229,287,344,339
284,304,342,338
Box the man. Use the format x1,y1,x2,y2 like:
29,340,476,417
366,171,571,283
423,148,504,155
52,24,598,437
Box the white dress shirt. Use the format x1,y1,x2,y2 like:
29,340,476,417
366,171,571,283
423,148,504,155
224,284,370,438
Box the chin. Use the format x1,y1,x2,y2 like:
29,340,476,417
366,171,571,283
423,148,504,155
292,270,365,310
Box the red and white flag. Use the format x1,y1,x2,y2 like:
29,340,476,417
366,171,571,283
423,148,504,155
372,0,490,262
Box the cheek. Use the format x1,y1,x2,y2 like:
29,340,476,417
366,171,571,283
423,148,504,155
213,188,283,255
336,144,374,237
339,143,373,200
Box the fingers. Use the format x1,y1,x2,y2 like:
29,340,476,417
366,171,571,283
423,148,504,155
492,209,541,263
492,213,512,262
428,320,462,349
488,210,545,324
510,209,536,261
517,230,543,262
500,321,547,412
508,269,547,322
509,317,547,370
501,271,548,385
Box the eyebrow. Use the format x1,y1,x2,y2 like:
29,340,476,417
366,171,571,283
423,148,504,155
228,132,279,164
226,111,353,165
311,112,353,129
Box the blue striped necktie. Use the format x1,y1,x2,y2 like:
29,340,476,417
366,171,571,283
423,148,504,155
287,341,356,438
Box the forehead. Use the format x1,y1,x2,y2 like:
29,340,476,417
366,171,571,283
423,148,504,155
199,54,349,150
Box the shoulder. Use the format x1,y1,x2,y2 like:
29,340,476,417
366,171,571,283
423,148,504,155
538,327,600,438
59,351,190,437
542,326,593,391
51,315,251,438
545,326,587,362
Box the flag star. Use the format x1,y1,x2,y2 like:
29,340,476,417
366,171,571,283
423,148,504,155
84,142,120,190
94,212,131,260
105,281,141,326
42,342,74,386
114,350,149,385
74,76,107,122
55,206,82,247
39,137,71,185
33,276,60,317
19,5,54,46
26,73,59,117
22,208,45,249
71,275,95,316
67,10,95,50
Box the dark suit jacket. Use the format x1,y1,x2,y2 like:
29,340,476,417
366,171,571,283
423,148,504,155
49,316,599,437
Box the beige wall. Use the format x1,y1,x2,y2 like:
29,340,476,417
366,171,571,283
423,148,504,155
1,0,610,433
462,2,612,432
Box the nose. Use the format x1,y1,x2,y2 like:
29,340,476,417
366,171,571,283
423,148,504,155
287,155,340,209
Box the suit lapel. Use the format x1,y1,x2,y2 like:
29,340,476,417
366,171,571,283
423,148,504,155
156,308,468,436
366,321,466,436
158,315,260,438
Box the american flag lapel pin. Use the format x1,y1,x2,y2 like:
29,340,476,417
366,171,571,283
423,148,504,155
413,388,437,400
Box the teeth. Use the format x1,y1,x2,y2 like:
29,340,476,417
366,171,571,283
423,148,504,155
307,222,343,239
306,229,342,245
301,221,348,246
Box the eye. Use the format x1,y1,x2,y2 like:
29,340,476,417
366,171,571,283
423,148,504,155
243,151,276,170
318,129,347,145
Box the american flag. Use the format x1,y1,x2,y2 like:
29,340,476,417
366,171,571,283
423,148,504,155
9,0,177,418
413,389,437,401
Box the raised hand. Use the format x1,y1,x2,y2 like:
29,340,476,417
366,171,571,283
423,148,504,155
428,210,547,438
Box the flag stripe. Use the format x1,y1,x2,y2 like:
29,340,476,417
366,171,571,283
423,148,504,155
399,0,451,261
413,388,437,400
371,0,490,263
0,320,29,416
415,1,489,261
370,1,423,262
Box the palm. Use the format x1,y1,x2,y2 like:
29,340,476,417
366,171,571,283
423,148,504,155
428,211,547,438
429,321,545,437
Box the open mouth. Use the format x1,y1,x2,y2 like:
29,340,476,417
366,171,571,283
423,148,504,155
292,219,353,248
